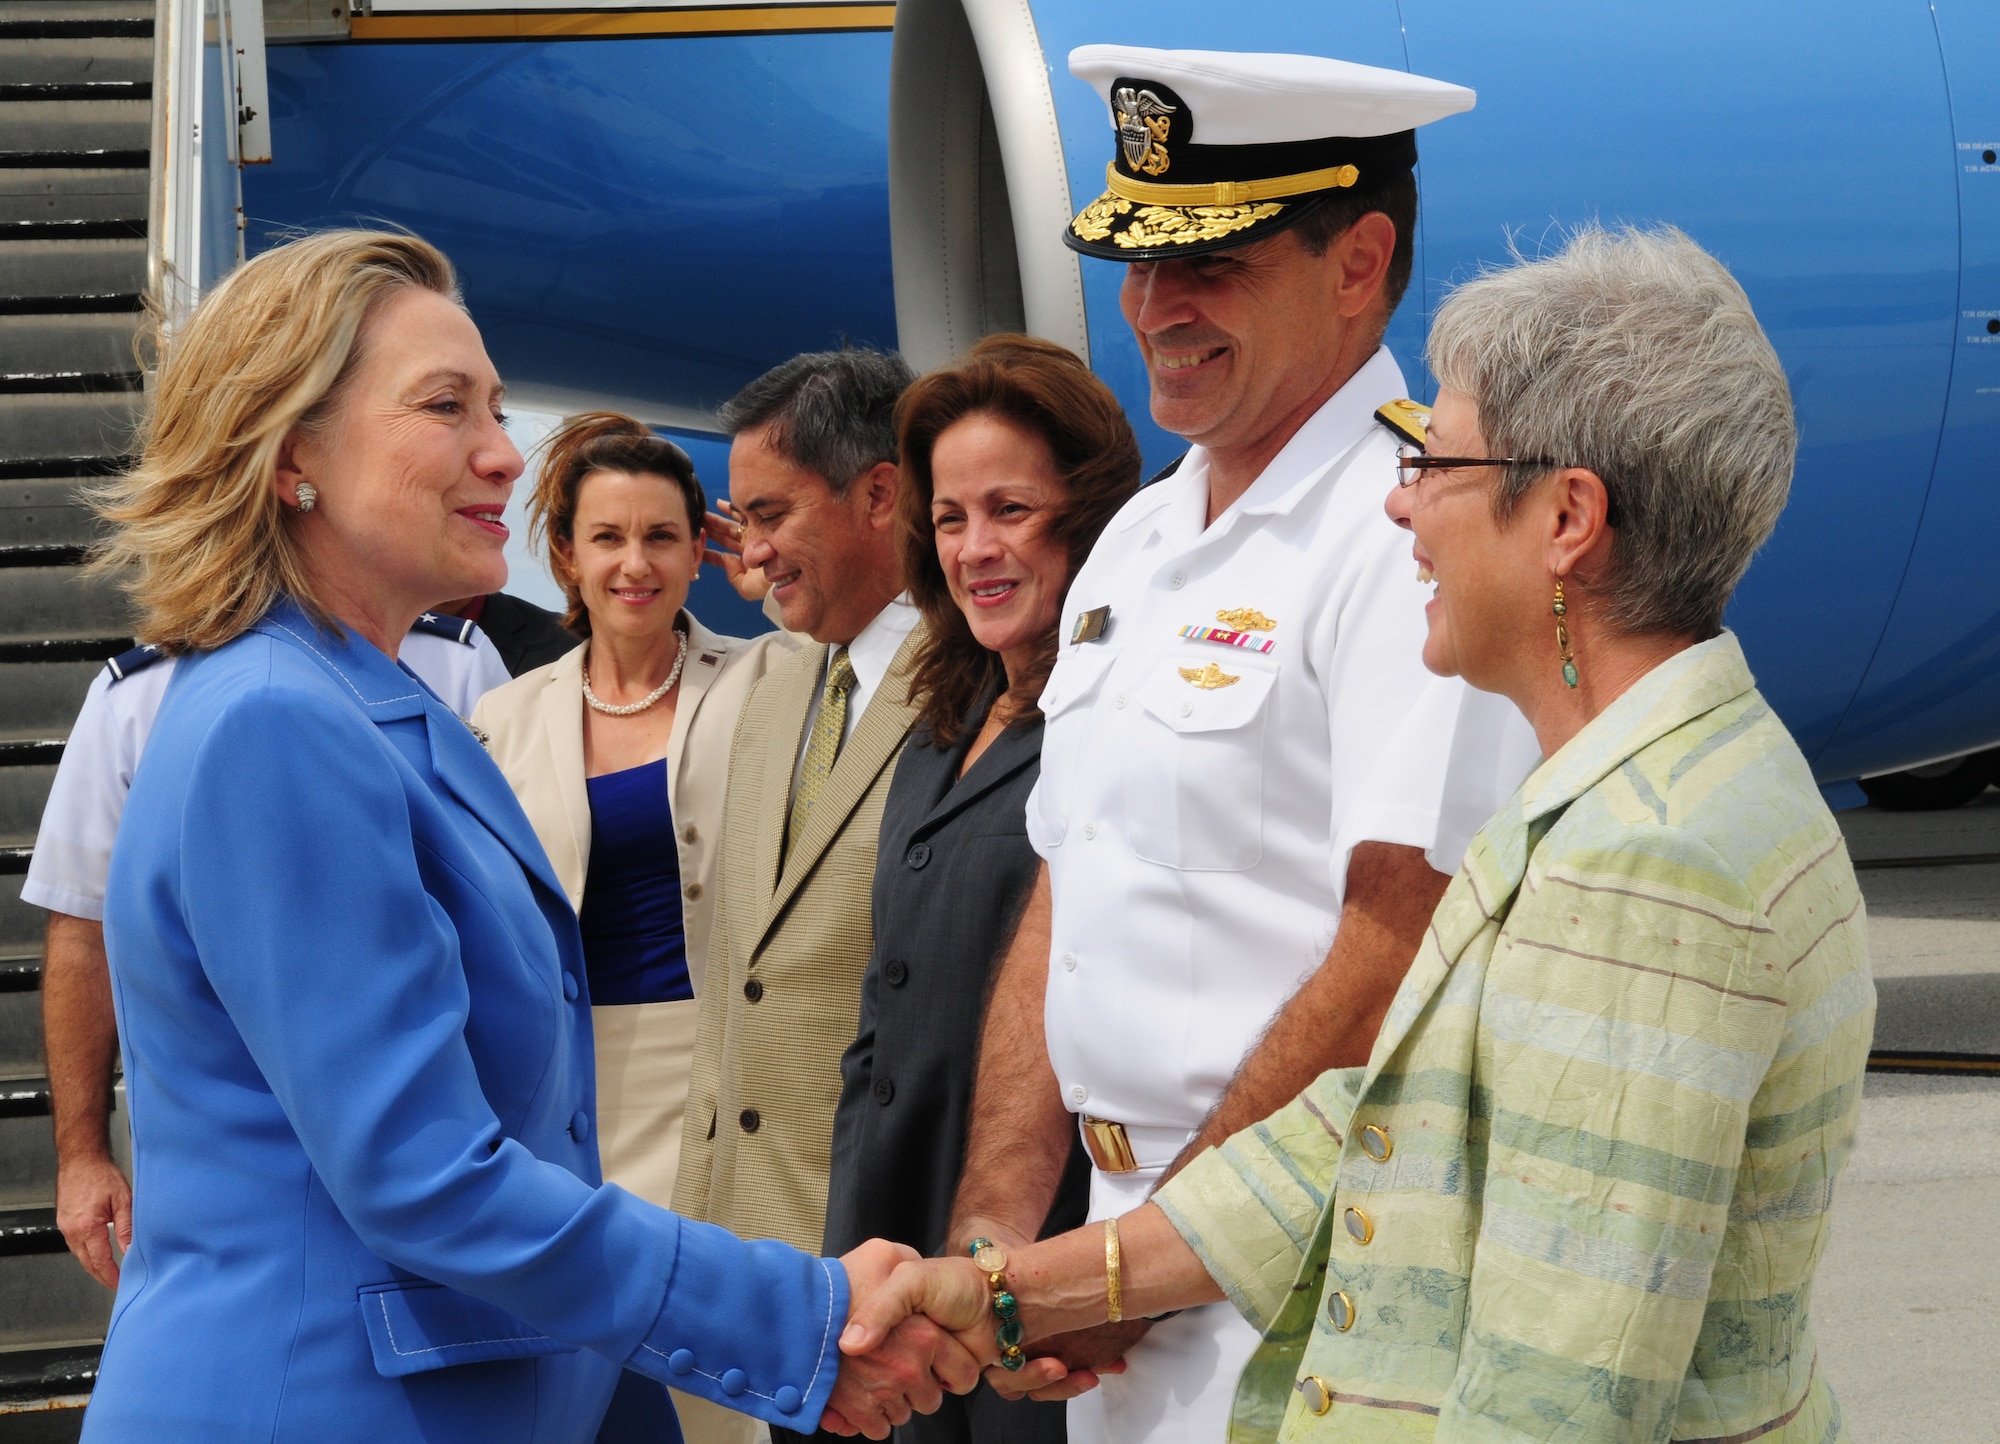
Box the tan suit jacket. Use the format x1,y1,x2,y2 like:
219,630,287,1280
471,611,802,996
672,625,927,1252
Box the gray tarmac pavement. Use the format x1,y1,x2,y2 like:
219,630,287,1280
1813,794,2000,1442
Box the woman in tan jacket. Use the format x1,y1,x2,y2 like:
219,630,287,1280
474,413,797,1216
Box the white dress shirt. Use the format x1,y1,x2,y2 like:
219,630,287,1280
22,621,512,921
792,593,922,784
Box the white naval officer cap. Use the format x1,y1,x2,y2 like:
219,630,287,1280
1064,45,1475,262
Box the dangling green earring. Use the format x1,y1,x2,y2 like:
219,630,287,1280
1554,580,1578,688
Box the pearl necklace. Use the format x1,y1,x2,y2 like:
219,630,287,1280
582,631,687,716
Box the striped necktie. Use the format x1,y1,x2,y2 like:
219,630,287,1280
788,647,857,854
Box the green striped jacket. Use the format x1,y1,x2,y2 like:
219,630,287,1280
1155,633,1872,1443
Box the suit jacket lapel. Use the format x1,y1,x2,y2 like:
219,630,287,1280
751,643,824,912
665,610,728,809
910,716,1041,838
1358,636,1761,1098
763,626,926,930
538,645,593,910
426,694,570,906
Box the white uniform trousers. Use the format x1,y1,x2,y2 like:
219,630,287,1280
1067,1149,1262,1444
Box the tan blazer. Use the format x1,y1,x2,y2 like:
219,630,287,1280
672,625,927,1252
471,611,802,996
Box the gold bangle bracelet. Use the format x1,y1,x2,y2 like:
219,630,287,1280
1105,1217,1123,1324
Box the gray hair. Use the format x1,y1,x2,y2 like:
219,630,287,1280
1427,224,1796,638
718,346,916,494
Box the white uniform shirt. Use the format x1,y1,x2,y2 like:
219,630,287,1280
22,623,511,922
1030,348,1542,1145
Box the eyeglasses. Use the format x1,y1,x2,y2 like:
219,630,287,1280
1393,442,1561,487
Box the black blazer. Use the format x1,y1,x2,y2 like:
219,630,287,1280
823,702,1090,1444
479,591,579,677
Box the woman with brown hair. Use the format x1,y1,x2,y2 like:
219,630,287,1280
822,333,1141,1444
474,412,799,1213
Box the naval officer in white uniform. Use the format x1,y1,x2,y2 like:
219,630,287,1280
23,614,511,1289
946,47,1542,1444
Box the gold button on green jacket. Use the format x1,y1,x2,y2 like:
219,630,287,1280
1155,633,1873,1443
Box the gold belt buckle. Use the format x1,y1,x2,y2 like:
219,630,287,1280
1081,1115,1139,1173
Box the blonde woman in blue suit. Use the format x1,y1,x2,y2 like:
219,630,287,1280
85,231,980,1443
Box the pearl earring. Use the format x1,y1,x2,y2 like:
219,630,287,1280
295,483,317,514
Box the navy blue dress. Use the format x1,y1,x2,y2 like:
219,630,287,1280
580,759,692,1006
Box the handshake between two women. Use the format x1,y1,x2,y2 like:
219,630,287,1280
821,1204,1221,1438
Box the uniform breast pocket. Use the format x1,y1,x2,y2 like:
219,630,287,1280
1129,660,1278,871
1028,645,1118,852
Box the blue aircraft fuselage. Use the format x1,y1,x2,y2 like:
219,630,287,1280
244,0,2000,786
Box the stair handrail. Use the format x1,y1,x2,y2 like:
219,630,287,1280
146,0,205,333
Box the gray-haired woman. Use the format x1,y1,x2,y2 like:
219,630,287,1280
839,226,1874,1444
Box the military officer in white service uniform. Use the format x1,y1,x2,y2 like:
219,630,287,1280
946,47,1542,1444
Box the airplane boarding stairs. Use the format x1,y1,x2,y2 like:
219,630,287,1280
0,0,152,1432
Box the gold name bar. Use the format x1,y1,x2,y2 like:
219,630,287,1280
1104,159,1361,208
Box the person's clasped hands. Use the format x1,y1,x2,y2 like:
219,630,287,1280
823,1242,1108,1436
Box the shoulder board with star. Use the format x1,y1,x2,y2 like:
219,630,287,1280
409,612,479,646
1373,398,1430,448
104,642,167,683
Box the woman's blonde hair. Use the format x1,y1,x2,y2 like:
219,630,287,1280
91,229,461,652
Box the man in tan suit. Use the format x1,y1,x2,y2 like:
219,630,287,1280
674,349,933,1444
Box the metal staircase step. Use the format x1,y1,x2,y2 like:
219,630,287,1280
1,218,143,241
0,396,143,465
0,315,142,382
0,149,146,169
0,480,104,549
0,80,144,100
0,35,152,86
0,168,149,225
0,547,87,566
0,296,140,316
0,100,148,155
0,1087,55,1208
0,1208,62,1258
0,566,132,641
0,237,145,297
0,373,142,395
0,1255,110,1355
0,16,151,39
2,874,54,958
0,764,55,866
0,957,41,992
0,663,103,745
0,1341,99,1428
0,987,43,1085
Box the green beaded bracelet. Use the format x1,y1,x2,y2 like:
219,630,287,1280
969,1238,1025,1371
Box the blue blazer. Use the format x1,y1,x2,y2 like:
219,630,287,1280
91,601,847,1443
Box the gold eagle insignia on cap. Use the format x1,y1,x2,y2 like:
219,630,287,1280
1114,86,1177,176
1179,662,1241,689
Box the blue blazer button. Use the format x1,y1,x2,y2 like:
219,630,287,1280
720,1368,748,1396
563,973,579,1001
570,1109,590,1141
906,842,931,869
774,1386,803,1414
668,1349,696,1376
